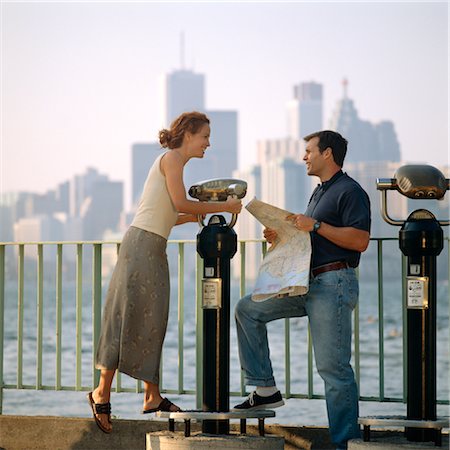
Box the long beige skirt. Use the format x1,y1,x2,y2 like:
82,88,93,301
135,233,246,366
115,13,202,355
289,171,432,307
95,226,170,383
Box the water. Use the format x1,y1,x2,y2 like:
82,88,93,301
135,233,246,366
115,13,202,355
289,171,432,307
2,247,449,427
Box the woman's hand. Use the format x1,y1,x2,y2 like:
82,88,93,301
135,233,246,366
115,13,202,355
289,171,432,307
263,228,278,244
194,214,206,223
224,196,242,214
176,213,205,225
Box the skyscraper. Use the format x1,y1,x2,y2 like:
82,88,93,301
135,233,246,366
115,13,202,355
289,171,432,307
329,79,401,163
161,69,205,127
286,81,323,140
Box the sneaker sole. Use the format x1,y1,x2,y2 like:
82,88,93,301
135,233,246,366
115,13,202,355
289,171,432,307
232,399,285,411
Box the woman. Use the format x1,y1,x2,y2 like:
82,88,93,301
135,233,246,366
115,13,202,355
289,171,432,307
87,111,242,433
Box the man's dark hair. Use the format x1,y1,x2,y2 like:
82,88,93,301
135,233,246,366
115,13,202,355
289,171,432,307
303,130,348,167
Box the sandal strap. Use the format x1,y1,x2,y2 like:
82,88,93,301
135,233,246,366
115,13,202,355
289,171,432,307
94,402,111,415
159,398,173,411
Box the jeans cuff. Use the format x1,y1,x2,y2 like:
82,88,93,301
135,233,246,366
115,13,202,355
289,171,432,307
245,376,276,387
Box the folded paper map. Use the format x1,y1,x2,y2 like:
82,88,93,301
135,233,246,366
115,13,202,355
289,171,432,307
245,198,312,302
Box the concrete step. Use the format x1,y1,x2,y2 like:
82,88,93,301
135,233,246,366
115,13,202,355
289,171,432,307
146,431,284,449
1,415,447,450
0,415,333,450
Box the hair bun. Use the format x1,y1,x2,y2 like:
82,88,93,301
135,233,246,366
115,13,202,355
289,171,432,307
159,129,172,148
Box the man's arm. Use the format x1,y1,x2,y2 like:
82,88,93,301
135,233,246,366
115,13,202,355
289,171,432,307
287,214,370,252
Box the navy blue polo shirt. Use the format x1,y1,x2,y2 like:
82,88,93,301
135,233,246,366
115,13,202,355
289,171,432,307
305,170,371,269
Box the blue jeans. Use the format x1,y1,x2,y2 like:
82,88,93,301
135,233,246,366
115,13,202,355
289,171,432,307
235,267,361,449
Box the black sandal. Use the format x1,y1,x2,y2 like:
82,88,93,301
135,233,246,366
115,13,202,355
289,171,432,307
142,397,181,414
87,392,112,433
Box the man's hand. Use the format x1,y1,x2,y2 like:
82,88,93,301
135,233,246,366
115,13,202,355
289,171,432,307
263,227,278,244
286,213,315,232
286,214,370,252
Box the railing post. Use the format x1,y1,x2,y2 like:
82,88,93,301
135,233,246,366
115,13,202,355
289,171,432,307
92,244,102,388
284,318,291,399
239,241,246,396
178,242,185,394
56,244,63,390
195,253,203,410
17,245,24,389
76,244,83,390
0,245,5,414
37,244,44,390
377,239,385,401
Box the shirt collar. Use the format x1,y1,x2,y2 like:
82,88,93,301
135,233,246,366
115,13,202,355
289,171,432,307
320,170,344,190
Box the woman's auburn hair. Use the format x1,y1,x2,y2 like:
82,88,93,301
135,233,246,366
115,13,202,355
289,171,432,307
159,111,210,149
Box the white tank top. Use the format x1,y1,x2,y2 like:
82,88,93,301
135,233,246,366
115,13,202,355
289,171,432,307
131,152,178,239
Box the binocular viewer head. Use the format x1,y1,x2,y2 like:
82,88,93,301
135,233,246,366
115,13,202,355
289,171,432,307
377,165,449,200
189,178,247,202
377,165,449,226
189,178,248,228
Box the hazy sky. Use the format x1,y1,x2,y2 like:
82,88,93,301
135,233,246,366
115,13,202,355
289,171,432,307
1,1,448,206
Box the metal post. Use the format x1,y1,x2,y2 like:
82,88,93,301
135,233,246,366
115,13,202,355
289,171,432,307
197,215,237,435
376,166,449,444
399,210,443,442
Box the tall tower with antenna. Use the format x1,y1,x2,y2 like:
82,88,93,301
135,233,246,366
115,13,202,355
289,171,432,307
161,32,205,127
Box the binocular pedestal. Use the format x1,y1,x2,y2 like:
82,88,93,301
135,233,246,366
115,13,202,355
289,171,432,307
370,166,450,446
400,211,443,442
197,215,237,434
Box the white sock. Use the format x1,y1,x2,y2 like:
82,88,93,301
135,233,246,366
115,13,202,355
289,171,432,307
256,386,278,397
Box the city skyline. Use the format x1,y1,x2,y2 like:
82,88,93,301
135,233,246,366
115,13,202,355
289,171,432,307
2,2,448,206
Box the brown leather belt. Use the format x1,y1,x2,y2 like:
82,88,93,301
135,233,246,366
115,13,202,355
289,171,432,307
312,261,349,277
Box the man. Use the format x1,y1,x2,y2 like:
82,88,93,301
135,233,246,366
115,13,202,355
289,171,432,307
233,130,371,449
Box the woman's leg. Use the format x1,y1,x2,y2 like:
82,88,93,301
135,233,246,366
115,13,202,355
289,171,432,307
92,369,115,432
142,380,181,412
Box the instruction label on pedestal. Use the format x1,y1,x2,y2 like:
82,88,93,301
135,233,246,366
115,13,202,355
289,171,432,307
202,278,222,309
406,276,429,309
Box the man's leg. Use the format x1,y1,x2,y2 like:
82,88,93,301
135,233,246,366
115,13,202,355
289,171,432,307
234,293,305,408
305,269,361,449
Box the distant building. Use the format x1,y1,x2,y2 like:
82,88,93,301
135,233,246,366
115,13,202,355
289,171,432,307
261,157,309,214
14,215,65,242
80,180,123,240
329,79,401,163
345,161,406,238
0,205,14,241
232,165,262,281
161,69,205,127
56,180,70,215
131,143,161,208
14,215,64,258
69,167,108,217
257,137,303,166
286,81,323,140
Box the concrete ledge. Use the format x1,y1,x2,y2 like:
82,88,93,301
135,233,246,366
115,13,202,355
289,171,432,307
3,415,447,450
0,415,334,450
146,430,284,449
349,433,449,450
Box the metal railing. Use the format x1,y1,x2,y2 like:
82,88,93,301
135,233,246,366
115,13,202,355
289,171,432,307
0,237,448,414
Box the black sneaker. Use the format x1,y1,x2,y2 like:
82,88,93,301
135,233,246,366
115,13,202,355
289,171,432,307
232,390,285,410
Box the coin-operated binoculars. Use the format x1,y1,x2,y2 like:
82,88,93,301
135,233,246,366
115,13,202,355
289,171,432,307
377,165,449,444
189,178,247,435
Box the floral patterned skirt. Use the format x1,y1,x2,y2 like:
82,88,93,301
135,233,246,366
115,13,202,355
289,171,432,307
95,226,170,383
